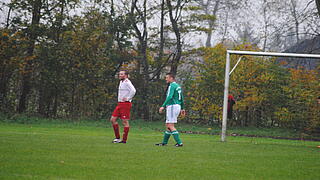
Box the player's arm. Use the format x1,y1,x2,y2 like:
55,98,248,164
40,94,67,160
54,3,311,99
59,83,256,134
126,81,136,99
180,89,185,110
161,84,174,108
180,90,186,117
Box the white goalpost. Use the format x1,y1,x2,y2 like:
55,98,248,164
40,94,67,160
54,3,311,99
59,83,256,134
221,50,320,142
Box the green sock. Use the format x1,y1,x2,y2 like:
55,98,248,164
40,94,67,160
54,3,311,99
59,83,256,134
172,130,182,144
162,131,171,144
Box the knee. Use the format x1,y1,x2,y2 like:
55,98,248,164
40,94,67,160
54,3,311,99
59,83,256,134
110,117,117,124
167,124,175,131
122,120,129,127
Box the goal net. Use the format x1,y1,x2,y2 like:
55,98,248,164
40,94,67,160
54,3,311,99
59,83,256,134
221,50,320,142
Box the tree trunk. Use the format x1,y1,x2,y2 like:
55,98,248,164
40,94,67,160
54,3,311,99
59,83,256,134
141,0,150,120
0,57,12,109
156,0,165,79
221,8,229,42
18,0,42,113
262,0,268,51
166,0,182,75
0,76,9,110
52,89,58,117
6,2,12,28
206,28,212,47
38,85,46,115
131,0,150,120
290,0,300,43
37,0,65,116
204,0,220,47
56,0,65,42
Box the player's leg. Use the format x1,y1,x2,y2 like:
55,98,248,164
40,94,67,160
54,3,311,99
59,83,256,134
163,123,172,144
162,106,174,145
110,105,121,143
119,102,132,143
155,124,171,146
169,105,183,147
120,119,130,143
110,116,121,142
167,123,176,131
167,123,182,146
156,105,173,146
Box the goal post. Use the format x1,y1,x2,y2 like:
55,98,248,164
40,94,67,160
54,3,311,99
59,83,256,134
221,50,320,142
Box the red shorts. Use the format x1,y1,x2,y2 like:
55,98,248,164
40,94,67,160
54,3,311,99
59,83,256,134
112,102,132,120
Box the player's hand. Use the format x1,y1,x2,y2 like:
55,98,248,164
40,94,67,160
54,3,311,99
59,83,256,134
122,97,128,101
159,107,165,113
180,110,186,117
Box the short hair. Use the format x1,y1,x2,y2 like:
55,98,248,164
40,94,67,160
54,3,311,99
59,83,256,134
120,70,129,76
166,72,175,79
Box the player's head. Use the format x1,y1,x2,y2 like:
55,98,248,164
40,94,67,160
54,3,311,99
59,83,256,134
317,96,320,104
165,73,175,83
119,70,129,80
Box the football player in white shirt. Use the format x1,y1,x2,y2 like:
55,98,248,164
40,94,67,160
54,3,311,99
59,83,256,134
110,70,136,143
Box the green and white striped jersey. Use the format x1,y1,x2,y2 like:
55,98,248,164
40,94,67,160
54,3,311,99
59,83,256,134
161,82,184,109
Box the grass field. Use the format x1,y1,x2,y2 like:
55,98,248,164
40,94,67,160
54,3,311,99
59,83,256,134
0,121,320,180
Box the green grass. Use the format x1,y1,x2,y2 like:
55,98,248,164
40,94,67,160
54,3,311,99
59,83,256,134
0,121,320,180
0,113,310,139
138,120,305,138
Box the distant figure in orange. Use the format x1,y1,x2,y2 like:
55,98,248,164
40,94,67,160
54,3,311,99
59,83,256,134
227,95,236,119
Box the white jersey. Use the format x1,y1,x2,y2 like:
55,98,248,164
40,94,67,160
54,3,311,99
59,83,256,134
118,78,136,102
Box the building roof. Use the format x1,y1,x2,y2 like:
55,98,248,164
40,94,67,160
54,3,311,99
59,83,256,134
281,36,320,69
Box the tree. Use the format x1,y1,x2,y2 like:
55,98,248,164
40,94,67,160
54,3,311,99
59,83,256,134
316,0,320,16
166,0,186,74
193,0,220,47
17,0,43,113
129,0,151,120
0,30,28,112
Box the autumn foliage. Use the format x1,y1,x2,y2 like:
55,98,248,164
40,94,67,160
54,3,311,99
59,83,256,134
0,1,319,136
183,44,320,134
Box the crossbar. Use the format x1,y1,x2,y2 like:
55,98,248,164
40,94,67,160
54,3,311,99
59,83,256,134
227,50,320,58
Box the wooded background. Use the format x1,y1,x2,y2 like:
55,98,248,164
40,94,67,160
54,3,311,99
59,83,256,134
0,0,319,134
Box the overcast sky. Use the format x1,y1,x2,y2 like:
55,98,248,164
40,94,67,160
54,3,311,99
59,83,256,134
0,0,318,51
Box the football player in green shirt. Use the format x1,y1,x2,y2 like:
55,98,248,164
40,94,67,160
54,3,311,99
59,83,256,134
156,73,186,147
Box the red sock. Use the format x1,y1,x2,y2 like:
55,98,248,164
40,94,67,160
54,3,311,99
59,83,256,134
122,127,130,142
112,124,120,139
